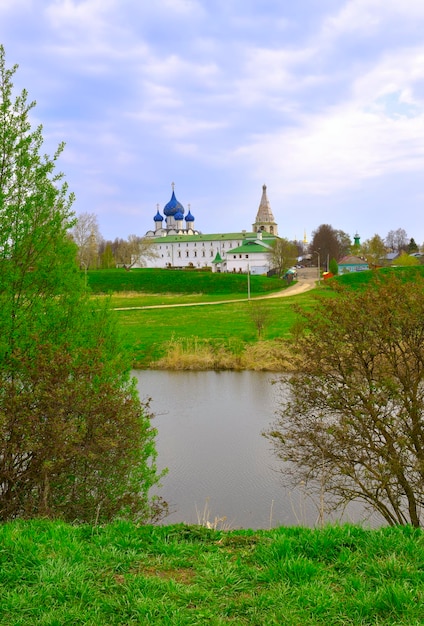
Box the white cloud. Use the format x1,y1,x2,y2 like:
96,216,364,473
322,0,424,41
0,0,30,13
160,0,205,16
142,54,219,85
235,45,319,102
45,0,117,26
352,46,424,105
236,103,424,198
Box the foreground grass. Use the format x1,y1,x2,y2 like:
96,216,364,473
2,520,424,625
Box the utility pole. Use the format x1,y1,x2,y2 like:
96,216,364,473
314,250,321,285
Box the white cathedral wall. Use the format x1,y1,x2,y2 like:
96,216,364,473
139,237,247,270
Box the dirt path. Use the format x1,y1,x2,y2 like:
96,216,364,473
261,267,318,299
113,268,318,311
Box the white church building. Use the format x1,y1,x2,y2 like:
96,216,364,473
142,184,279,274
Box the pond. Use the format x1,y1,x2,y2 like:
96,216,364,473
134,370,382,529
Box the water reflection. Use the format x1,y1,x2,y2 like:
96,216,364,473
134,370,382,529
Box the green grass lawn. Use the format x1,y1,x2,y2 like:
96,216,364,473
88,267,424,368
84,268,308,367
2,519,424,625
112,291,319,367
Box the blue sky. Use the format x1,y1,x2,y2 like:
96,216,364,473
2,0,424,245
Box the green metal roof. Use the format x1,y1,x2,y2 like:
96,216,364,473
150,232,277,244
227,240,273,254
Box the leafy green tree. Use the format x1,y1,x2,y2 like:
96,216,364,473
100,241,116,268
329,258,338,275
265,271,424,527
361,234,387,268
271,237,298,276
0,46,166,523
407,238,419,254
396,252,420,266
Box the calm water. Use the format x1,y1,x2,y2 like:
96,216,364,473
134,370,382,529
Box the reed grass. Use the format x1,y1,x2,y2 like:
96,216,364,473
151,337,295,371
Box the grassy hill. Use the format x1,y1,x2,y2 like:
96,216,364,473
326,265,424,290
86,268,283,295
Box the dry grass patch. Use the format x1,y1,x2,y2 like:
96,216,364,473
135,566,197,584
243,339,295,371
152,336,295,371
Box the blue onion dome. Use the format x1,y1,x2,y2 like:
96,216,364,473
185,210,195,222
153,209,164,222
174,210,184,221
163,190,185,217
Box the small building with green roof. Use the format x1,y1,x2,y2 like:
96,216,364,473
337,255,369,273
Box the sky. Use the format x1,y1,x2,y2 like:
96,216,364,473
1,0,424,245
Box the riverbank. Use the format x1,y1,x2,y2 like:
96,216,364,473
110,268,319,370
2,519,423,625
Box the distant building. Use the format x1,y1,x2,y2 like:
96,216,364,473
141,184,279,274
338,255,369,273
379,251,400,266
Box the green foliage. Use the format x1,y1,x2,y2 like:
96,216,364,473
271,237,298,276
0,308,166,523
2,520,424,625
100,241,115,268
0,46,164,523
396,251,420,266
407,237,419,254
266,271,424,527
329,257,338,275
361,233,388,268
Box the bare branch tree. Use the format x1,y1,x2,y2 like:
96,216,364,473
70,212,101,269
265,271,424,527
114,234,159,270
248,302,272,339
385,228,408,253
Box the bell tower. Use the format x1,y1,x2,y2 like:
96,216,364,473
252,184,278,236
